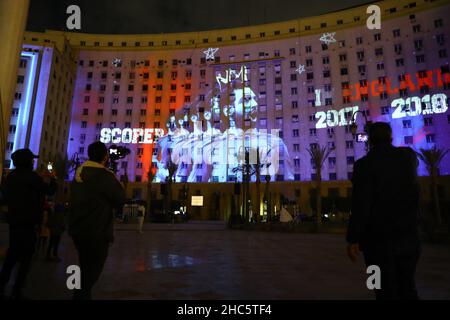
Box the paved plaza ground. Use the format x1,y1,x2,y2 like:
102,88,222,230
0,221,449,300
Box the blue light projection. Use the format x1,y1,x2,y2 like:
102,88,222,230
11,51,38,168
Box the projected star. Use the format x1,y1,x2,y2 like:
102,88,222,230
112,58,122,67
296,64,305,75
203,47,219,61
319,32,337,45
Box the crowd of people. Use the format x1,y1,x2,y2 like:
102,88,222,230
0,122,423,300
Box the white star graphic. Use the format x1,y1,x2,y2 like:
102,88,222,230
203,48,219,61
112,58,122,67
296,64,305,75
319,32,337,45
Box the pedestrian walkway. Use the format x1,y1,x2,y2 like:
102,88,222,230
0,222,449,300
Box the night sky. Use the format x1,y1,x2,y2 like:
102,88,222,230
27,0,374,34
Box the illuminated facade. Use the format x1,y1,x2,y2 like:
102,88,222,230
50,0,450,184
4,34,77,171
6,0,449,216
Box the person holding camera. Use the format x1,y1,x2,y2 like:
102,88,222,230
69,142,125,300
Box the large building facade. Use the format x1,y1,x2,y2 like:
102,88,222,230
59,0,450,184
4,33,77,171
4,0,450,219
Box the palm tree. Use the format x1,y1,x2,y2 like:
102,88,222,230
255,149,261,223
166,161,178,216
264,174,271,222
232,148,265,222
146,167,156,221
307,145,333,229
417,146,449,226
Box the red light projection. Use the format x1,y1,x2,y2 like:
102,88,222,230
343,69,450,102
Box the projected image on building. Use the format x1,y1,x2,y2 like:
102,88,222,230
58,1,450,185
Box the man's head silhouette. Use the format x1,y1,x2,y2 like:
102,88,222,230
368,122,392,148
11,148,39,170
88,142,109,165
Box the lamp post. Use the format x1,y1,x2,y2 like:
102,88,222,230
350,111,372,152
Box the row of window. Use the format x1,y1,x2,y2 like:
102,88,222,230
79,36,447,79
74,16,444,48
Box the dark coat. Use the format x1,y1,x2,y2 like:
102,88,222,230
69,161,125,242
47,208,66,235
2,168,57,227
346,145,421,249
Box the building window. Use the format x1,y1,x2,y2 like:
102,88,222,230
424,117,433,126
426,134,435,143
404,136,413,145
358,65,366,74
414,39,423,50
346,141,353,149
416,55,425,63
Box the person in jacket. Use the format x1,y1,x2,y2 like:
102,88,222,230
346,122,421,300
137,204,146,233
69,141,125,300
46,202,66,262
36,204,50,257
0,148,57,299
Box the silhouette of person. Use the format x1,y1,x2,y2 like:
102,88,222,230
346,122,421,300
0,149,57,299
69,142,125,300
46,202,66,262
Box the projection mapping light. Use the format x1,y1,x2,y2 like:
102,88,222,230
319,32,337,45
357,133,369,143
112,58,122,67
203,48,219,61
147,63,294,183
296,65,306,75
109,145,131,161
